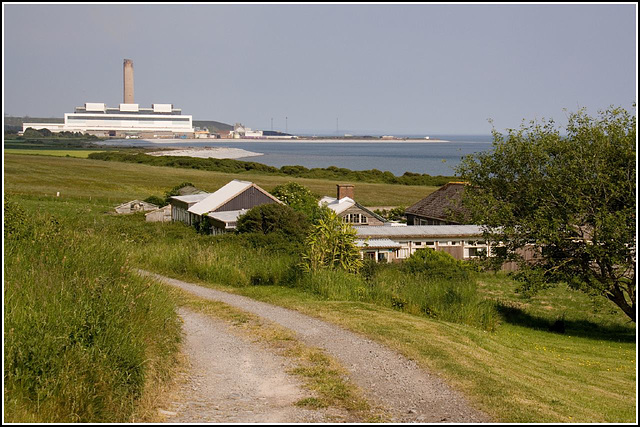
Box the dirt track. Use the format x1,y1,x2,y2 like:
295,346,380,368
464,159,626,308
141,270,490,423
162,308,336,423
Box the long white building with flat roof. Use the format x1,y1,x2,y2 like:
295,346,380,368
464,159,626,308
354,225,492,263
23,102,194,138
22,59,195,138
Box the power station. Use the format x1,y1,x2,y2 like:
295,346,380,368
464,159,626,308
22,59,194,138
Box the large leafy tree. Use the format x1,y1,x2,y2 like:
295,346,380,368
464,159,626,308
270,182,322,220
456,106,636,321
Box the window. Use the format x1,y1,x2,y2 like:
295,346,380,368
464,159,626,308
344,213,367,224
414,241,422,246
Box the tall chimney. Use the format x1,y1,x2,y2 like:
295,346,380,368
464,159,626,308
123,59,134,104
337,184,354,200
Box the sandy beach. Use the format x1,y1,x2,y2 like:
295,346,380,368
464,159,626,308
146,147,263,159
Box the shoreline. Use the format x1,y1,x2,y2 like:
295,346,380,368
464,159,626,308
102,138,451,145
146,147,263,159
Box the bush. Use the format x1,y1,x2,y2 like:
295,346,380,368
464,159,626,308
143,195,165,207
236,203,310,243
270,182,320,219
402,248,469,280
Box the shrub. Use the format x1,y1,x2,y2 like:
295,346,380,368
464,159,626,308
270,182,320,219
402,248,469,280
236,203,310,243
143,195,165,207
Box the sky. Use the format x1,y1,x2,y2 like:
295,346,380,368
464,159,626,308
3,3,637,135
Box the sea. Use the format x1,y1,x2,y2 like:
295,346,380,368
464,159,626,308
98,134,494,176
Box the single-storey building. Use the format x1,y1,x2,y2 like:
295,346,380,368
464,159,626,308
145,205,172,222
320,184,386,226
114,200,159,214
354,224,489,263
169,179,282,234
405,182,471,225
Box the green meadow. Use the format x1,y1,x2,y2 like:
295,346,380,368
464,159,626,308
4,153,636,423
4,149,105,158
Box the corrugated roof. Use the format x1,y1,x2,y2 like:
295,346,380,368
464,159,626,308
356,238,403,248
405,182,471,223
354,225,484,238
188,180,253,215
170,193,210,204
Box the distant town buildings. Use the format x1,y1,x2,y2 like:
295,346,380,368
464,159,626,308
229,123,297,139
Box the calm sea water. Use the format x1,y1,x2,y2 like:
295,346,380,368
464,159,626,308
101,135,494,176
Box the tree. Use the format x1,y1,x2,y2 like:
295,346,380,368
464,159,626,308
270,182,321,220
236,203,310,242
456,106,636,321
301,209,363,274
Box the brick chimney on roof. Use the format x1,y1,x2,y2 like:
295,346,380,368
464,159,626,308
337,184,354,200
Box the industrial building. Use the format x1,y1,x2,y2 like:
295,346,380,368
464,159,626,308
22,59,194,138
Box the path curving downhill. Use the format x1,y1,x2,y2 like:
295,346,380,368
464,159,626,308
162,308,334,423
140,270,490,423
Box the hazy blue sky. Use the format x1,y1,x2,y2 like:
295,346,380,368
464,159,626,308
3,3,637,135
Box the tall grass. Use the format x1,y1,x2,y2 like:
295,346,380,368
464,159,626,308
4,200,181,422
133,230,499,331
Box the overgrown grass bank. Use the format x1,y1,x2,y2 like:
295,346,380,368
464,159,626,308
4,200,181,422
136,233,498,331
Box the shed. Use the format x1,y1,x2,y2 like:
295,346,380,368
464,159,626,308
114,200,159,214
170,179,282,234
145,205,172,222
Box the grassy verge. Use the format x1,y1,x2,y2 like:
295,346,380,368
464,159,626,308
3,200,182,422
165,286,386,422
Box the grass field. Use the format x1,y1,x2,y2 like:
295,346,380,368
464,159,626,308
4,149,105,158
3,153,636,423
4,154,435,206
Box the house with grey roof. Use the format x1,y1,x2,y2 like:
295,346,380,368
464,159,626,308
405,182,471,225
169,179,282,234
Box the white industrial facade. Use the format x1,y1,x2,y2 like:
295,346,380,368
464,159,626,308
22,103,194,137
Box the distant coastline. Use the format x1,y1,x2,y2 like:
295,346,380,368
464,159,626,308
102,137,451,145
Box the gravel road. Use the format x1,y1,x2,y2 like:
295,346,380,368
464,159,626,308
162,307,337,423
141,270,490,423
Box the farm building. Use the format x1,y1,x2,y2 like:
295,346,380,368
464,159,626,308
320,184,386,226
145,205,172,222
169,180,282,234
114,200,159,214
405,182,472,225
